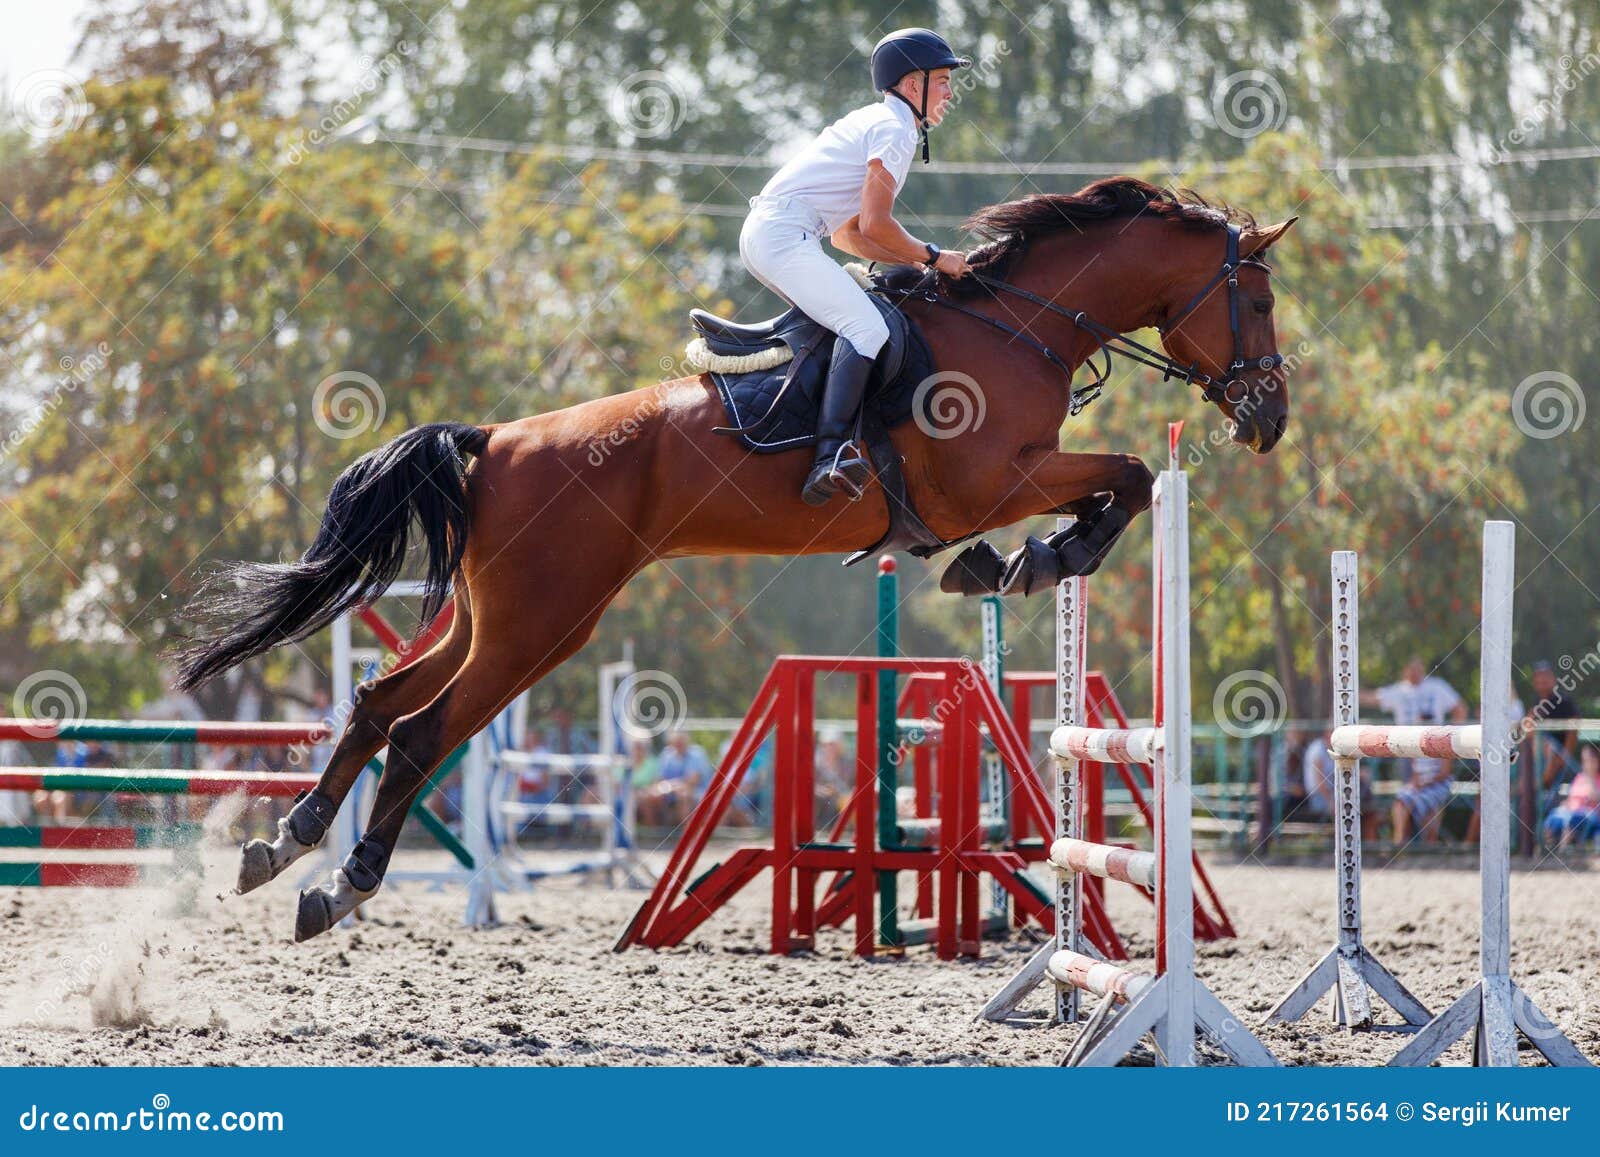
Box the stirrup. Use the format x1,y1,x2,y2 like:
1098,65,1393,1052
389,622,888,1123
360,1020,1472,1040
802,442,871,505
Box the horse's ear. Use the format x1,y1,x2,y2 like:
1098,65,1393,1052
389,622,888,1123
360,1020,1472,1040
1240,217,1298,258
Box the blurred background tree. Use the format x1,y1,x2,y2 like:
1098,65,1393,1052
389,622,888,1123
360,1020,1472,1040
0,0,1591,723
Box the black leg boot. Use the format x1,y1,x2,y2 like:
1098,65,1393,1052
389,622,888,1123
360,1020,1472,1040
801,341,875,506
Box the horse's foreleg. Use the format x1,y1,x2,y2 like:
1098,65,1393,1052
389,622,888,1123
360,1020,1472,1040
236,592,473,894
940,451,1153,596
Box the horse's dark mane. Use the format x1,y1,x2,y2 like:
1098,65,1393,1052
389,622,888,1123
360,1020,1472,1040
952,177,1256,295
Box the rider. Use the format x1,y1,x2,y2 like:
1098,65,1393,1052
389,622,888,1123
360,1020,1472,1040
739,28,974,506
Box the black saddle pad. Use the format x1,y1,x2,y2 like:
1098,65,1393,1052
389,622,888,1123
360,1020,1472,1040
707,292,936,453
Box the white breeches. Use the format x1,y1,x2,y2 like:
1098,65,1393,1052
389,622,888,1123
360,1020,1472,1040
738,195,890,359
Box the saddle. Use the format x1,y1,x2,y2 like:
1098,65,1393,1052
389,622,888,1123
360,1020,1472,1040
691,267,953,563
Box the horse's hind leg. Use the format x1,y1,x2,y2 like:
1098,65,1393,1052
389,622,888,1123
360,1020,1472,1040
293,590,619,940
236,592,473,894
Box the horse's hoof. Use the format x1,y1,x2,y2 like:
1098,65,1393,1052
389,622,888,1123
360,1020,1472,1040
1058,506,1131,577
235,813,320,895
294,869,376,943
940,540,1005,595
998,535,1061,596
237,839,277,895
295,887,337,943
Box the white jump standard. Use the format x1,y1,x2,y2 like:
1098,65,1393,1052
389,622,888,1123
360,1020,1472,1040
1264,550,1431,1032
1380,525,1584,1066
977,468,1277,1067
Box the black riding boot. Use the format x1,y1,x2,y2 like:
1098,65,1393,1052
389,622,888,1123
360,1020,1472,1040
801,341,875,506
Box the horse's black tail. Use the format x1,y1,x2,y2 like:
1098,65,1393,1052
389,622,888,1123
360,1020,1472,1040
172,421,488,691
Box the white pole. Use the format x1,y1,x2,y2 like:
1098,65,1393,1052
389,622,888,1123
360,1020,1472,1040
1054,561,1087,1026
329,612,360,875
463,731,498,927
1478,522,1515,981
1156,469,1197,1064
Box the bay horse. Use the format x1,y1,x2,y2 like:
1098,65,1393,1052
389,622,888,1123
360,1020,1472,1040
174,177,1294,940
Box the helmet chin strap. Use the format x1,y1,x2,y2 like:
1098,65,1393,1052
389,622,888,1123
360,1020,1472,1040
886,72,933,162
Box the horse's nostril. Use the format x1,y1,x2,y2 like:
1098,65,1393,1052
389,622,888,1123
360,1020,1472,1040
1273,412,1288,439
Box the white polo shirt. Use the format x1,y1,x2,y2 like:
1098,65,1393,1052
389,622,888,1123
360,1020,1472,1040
759,95,920,234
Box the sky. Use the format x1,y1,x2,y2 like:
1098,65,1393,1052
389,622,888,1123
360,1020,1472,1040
2,0,88,88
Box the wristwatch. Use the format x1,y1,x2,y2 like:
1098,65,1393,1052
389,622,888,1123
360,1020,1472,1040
923,242,941,267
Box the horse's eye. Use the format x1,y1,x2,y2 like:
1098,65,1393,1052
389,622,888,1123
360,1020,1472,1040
1252,299,1273,315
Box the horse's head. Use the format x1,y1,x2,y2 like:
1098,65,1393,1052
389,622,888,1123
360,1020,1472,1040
1157,217,1297,454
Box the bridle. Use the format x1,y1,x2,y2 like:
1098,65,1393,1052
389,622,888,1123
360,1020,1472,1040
908,223,1283,416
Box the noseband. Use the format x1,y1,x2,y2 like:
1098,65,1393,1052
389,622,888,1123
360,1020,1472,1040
911,223,1283,416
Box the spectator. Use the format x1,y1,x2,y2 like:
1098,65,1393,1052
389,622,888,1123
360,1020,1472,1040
638,730,711,829
1296,728,1379,838
1361,656,1465,844
1524,660,1580,799
1543,742,1600,848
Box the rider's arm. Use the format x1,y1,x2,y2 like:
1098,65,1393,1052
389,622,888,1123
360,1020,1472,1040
831,215,908,264
855,159,970,277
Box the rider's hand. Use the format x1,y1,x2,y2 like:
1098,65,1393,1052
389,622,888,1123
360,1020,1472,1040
935,249,971,278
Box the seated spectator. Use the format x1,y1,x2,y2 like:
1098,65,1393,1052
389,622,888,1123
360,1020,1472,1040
1543,742,1600,848
1297,729,1379,838
1361,656,1465,845
637,731,711,829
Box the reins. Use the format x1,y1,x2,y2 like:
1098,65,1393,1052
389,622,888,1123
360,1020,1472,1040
897,223,1282,416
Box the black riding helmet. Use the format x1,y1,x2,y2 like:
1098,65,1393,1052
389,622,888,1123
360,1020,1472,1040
870,28,971,163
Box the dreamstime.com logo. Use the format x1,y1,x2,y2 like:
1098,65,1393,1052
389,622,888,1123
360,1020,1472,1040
312,371,387,440
9,70,88,139
586,364,673,466
1211,70,1287,140
1213,669,1288,738
610,70,688,139
283,41,417,164
17,1094,284,1134
1511,370,1584,439
3,342,112,464
912,371,986,440
618,670,689,741
11,670,89,737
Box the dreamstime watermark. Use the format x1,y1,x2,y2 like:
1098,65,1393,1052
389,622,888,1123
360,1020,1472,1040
586,360,675,466
1513,971,1589,1042
886,654,1000,767
312,371,386,440
11,670,89,736
30,938,114,1022
1491,51,1600,161
1181,340,1309,467
1511,370,1584,440
912,371,986,440
617,670,689,741
3,342,111,464
1524,646,1600,739
284,41,416,164
17,1094,284,1134
1211,70,1287,140
609,70,688,139
10,70,88,140
1212,669,1288,738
